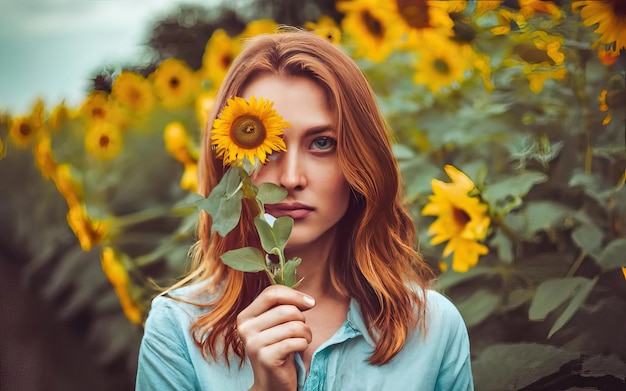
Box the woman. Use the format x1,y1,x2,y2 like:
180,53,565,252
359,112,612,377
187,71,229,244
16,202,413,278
136,29,473,391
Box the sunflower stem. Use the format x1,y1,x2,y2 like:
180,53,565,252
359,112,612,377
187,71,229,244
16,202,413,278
566,251,587,278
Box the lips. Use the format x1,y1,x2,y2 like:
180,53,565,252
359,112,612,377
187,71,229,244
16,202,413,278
264,203,314,220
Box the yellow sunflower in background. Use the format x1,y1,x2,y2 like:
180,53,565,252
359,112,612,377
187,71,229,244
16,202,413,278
412,34,474,93
573,0,626,54
49,102,72,132
164,121,196,165
337,0,398,62
112,71,155,116
211,96,289,166
101,247,142,324
239,19,279,39
422,165,491,272
195,90,216,129
474,0,501,15
85,121,123,160
305,15,342,45
33,134,57,179
9,99,46,149
519,0,562,20
80,91,126,129
152,58,198,110
52,164,82,208
201,29,242,89
387,0,456,45
67,204,109,251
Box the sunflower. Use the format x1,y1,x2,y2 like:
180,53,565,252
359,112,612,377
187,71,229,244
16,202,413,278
53,164,82,208
474,1,501,15
305,15,342,45
49,103,72,131
422,165,491,272
151,58,198,110
239,19,279,39
101,247,142,324
412,34,474,93
0,137,5,159
573,0,626,54
85,121,123,160
164,121,195,165
112,70,155,116
519,0,563,20
67,204,109,251
180,163,198,192
9,116,40,148
387,0,457,45
599,77,626,125
9,99,46,148
33,134,57,179
211,96,289,166
337,0,398,62
80,91,126,129
195,91,216,129
201,29,241,89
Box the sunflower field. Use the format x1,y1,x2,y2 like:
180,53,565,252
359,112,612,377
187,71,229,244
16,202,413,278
1,0,625,389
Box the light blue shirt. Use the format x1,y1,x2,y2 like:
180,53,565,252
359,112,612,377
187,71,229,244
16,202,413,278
136,282,473,390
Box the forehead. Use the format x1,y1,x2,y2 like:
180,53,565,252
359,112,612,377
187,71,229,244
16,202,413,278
240,74,335,130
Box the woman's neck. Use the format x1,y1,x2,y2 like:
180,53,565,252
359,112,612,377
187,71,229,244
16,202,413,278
283,226,344,300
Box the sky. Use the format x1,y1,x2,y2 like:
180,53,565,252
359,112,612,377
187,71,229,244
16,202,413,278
0,0,220,114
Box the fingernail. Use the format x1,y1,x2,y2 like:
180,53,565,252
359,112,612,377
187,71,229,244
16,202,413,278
303,295,315,307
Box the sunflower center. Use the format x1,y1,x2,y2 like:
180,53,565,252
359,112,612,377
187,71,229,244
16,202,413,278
19,123,32,136
396,0,430,29
452,207,471,228
361,10,384,38
221,54,232,69
169,77,180,90
99,135,110,148
92,107,105,118
613,0,626,16
230,115,267,148
433,58,450,74
129,88,141,103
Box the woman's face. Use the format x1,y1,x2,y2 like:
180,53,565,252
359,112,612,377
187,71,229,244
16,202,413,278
241,74,351,252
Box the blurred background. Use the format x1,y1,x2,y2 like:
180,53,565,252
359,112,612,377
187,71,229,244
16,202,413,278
1,0,625,390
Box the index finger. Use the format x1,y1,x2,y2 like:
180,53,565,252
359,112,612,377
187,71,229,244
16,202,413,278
243,285,315,318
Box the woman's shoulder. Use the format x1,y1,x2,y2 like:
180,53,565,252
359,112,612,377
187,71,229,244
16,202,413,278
147,279,217,325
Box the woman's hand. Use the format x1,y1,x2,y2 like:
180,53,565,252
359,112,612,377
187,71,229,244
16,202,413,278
237,285,316,391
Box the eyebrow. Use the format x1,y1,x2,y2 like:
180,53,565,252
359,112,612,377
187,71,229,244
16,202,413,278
303,124,335,136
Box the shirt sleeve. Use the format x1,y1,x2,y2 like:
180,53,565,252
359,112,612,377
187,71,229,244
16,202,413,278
434,293,475,391
135,295,201,391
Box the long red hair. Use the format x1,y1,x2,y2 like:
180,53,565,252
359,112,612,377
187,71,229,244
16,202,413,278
183,29,434,366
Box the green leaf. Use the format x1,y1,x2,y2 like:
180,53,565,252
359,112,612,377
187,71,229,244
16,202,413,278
548,277,597,338
282,257,302,288
523,200,572,235
597,238,626,271
433,266,498,290
256,182,287,205
254,217,278,254
455,288,500,327
254,216,293,254
198,167,243,236
491,229,514,264
273,216,293,249
571,224,603,259
472,343,580,391
482,171,548,210
220,247,266,272
528,277,588,321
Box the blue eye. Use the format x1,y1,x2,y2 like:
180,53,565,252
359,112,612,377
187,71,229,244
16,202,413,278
312,136,336,151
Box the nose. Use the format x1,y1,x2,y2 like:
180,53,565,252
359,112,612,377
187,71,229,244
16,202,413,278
277,148,306,191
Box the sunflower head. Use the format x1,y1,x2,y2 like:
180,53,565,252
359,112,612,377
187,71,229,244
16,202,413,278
210,96,289,167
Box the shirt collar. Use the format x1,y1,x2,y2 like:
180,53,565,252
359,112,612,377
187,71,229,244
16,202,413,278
346,298,377,347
